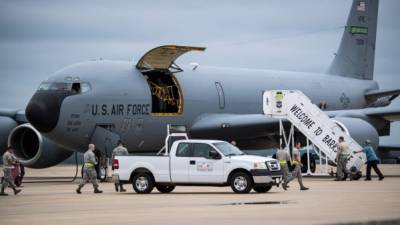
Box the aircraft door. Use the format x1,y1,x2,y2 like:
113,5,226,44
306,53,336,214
215,82,225,109
90,125,120,157
188,143,224,183
170,142,192,183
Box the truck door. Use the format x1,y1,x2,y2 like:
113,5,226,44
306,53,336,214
170,142,192,183
188,143,224,183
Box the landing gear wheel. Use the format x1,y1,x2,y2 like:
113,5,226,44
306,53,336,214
253,185,272,193
230,172,253,194
132,173,154,194
156,185,175,193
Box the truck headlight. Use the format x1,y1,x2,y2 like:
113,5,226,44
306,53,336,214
254,162,267,169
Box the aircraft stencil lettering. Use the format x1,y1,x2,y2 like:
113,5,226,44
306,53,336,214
90,104,151,116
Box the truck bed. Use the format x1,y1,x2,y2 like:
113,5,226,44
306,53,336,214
115,155,171,183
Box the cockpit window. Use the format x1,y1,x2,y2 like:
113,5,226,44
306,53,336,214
38,82,50,91
37,81,91,93
38,82,71,91
51,82,72,91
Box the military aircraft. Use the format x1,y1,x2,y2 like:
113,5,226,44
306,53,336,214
0,0,399,168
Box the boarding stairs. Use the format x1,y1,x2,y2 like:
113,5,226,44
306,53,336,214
262,90,366,174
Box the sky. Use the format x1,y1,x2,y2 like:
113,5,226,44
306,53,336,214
0,0,399,142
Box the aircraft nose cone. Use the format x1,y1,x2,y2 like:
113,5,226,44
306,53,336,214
26,91,65,133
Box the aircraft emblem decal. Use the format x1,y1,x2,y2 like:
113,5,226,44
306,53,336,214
340,93,351,108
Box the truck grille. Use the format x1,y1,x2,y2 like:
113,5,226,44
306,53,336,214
266,161,280,171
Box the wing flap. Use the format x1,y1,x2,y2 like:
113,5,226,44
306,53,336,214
365,88,400,101
364,106,400,121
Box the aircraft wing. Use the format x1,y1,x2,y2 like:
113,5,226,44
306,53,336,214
363,106,400,121
329,106,400,122
365,88,400,102
0,109,27,123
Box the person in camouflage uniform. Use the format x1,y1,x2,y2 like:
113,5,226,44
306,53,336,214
284,142,309,191
276,147,292,190
76,144,103,194
335,136,351,181
112,141,129,192
1,147,22,196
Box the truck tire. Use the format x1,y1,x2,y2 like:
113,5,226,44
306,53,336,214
132,173,154,194
156,185,175,193
230,171,253,193
253,185,272,193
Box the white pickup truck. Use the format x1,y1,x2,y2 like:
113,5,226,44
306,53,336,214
113,139,282,194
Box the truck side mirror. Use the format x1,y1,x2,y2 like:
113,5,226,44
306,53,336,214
209,150,221,160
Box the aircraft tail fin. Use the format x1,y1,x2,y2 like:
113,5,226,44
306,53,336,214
328,0,379,80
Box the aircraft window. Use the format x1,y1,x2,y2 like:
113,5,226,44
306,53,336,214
43,82,72,91
81,83,91,93
71,83,81,94
38,82,50,91
215,82,225,109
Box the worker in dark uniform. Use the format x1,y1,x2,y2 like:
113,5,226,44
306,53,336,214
93,147,103,180
112,141,129,192
1,147,22,196
354,139,384,181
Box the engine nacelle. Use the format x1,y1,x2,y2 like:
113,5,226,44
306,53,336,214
333,117,379,150
0,116,18,153
8,124,73,168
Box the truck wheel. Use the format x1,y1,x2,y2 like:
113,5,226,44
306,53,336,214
230,172,253,193
156,185,175,193
132,173,154,194
253,185,272,193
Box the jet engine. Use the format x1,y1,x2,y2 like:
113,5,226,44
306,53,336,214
333,117,379,150
8,123,73,168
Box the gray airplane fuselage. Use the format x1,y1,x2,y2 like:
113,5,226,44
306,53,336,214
36,60,378,153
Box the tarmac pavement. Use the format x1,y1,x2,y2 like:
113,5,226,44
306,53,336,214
0,166,399,225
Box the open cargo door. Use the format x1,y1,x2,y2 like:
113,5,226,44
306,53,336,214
136,45,205,116
136,45,206,73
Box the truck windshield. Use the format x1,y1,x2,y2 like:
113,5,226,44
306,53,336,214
213,142,245,156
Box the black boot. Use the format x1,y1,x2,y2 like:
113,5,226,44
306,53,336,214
76,186,82,194
300,186,309,191
119,184,126,192
94,188,103,194
13,189,21,195
282,182,288,191
114,183,119,192
0,187,8,196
